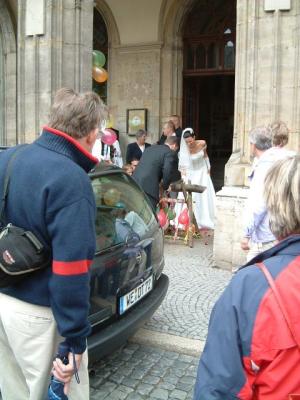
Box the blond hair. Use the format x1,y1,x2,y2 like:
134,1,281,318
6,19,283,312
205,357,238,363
264,155,300,239
48,88,107,139
270,120,289,147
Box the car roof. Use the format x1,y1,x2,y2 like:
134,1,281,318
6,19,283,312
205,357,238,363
89,161,125,178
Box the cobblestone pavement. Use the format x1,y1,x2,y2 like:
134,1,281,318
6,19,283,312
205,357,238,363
90,343,198,400
89,236,233,399
145,234,232,340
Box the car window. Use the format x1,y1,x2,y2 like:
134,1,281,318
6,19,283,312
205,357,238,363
92,173,156,252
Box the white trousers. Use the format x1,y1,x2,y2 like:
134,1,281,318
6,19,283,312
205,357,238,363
0,293,89,400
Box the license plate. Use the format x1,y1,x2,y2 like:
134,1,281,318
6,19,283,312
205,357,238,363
119,275,153,315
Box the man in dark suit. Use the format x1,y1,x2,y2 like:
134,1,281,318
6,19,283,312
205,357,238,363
126,129,151,163
133,136,181,210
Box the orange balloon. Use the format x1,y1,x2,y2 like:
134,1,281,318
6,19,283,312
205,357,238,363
92,66,108,83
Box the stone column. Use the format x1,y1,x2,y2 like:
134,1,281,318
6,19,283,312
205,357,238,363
214,0,300,270
17,0,94,143
0,0,17,146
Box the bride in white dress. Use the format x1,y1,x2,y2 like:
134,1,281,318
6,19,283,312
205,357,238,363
176,127,216,230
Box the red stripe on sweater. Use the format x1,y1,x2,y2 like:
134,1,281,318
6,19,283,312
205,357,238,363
53,260,92,275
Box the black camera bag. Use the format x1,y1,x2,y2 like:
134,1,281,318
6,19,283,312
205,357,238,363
0,146,50,288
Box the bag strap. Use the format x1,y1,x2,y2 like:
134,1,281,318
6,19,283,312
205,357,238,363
0,145,27,225
257,262,300,349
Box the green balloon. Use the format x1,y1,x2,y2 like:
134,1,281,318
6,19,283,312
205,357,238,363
92,50,106,68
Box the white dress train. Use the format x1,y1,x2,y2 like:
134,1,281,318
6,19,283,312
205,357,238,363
176,150,216,230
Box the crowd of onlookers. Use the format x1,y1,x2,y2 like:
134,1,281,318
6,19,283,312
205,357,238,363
92,114,183,176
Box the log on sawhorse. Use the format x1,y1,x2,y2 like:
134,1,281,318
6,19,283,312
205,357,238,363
169,181,206,248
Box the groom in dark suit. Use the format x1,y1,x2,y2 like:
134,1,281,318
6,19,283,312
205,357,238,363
133,136,181,210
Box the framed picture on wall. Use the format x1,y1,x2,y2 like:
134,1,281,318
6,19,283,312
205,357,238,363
126,108,147,135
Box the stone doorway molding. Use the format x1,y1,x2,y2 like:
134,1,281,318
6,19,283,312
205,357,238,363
158,0,197,123
0,0,17,145
94,0,120,111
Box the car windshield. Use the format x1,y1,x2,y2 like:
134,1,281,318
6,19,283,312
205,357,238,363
92,172,156,252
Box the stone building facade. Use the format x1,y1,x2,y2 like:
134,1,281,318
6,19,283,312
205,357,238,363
1,0,299,269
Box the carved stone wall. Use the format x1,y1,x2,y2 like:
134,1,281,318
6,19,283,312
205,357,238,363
109,43,162,154
0,0,17,146
17,0,94,143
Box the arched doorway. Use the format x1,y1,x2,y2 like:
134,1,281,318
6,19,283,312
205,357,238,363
93,7,108,103
182,0,236,190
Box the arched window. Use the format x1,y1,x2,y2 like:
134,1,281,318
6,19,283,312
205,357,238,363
93,9,108,103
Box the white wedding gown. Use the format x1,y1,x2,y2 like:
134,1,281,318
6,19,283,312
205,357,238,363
176,149,216,230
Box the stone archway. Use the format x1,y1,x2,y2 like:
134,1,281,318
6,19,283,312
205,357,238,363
0,0,17,145
159,0,236,190
94,0,120,110
158,0,199,117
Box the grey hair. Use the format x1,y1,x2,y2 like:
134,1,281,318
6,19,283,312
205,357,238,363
264,155,300,239
48,88,107,139
249,126,272,150
135,129,147,139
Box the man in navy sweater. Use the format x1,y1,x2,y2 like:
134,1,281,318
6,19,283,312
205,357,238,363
0,88,105,399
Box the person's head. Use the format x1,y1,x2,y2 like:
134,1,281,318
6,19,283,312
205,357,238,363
130,158,139,171
183,127,196,148
264,155,300,239
123,164,133,176
165,136,179,151
170,115,181,129
249,125,272,157
163,121,175,136
48,88,106,152
136,129,147,145
270,120,289,148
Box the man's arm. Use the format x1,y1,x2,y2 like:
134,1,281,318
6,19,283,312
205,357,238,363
47,196,96,354
162,151,181,190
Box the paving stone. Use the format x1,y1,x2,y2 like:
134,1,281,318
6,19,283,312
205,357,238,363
109,385,134,399
126,393,146,400
170,389,189,400
179,375,196,385
136,383,155,396
142,375,161,385
159,381,176,391
149,388,169,399
121,377,140,389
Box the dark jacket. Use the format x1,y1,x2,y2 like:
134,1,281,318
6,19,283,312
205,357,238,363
157,134,167,145
175,127,182,140
0,126,98,353
133,144,181,202
194,235,300,399
126,142,151,163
